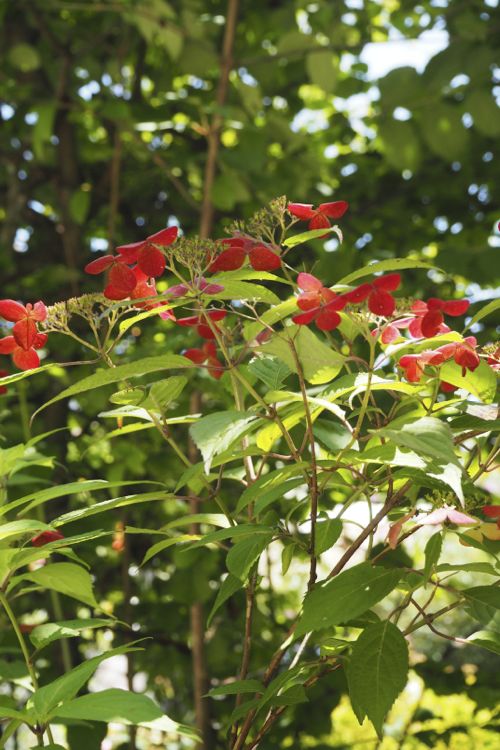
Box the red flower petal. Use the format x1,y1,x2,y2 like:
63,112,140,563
373,273,401,292
0,299,28,322
309,212,330,230
292,310,317,326
381,323,400,344
31,302,47,322
420,309,444,338
33,332,48,349
207,357,224,379
297,272,323,292
184,348,206,364
442,299,470,316
116,241,143,264
288,202,315,219
109,262,137,293
249,246,281,271
345,283,371,303
408,317,423,338
440,381,457,393
0,336,17,354
297,292,321,311
427,298,444,311
483,505,500,519
455,345,480,373
197,324,216,339
203,341,218,358
104,284,131,300
84,255,116,275
206,310,227,323
177,316,199,327
138,245,166,277
315,308,341,331
13,319,37,349
368,289,395,316
318,200,349,219
147,226,178,246
31,530,65,547
12,347,40,370
209,247,246,272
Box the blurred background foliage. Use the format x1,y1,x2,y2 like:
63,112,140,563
0,0,499,748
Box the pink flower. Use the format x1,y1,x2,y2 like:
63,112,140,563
418,506,477,526
292,273,346,331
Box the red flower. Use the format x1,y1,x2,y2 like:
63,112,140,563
398,352,436,383
292,273,346,331
288,201,348,231
373,317,413,344
409,298,469,338
430,336,480,376
487,346,500,372
31,530,65,547
209,238,281,273
177,309,227,339
116,226,178,277
344,274,401,316
0,369,8,395
0,332,48,371
184,341,224,379
0,300,47,350
85,254,137,300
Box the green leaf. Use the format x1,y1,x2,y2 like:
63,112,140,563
210,279,280,305
466,630,500,655
376,417,460,468
347,621,409,738
29,619,113,651
378,118,422,172
464,298,500,331
283,226,339,248
0,479,143,518
439,360,497,404
226,531,274,580
465,89,500,137
52,688,163,724
420,102,469,162
189,411,257,472
18,563,98,608
109,387,145,406
8,43,41,71
259,326,344,385
53,491,174,526
462,586,500,612
236,463,309,513
306,50,338,92
247,357,292,390
33,354,192,418
281,542,297,575
337,258,436,286
31,644,137,720
141,534,195,565
207,574,244,627
296,563,401,637
315,518,342,555
145,376,187,411
0,519,51,542
423,533,442,581
208,679,263,697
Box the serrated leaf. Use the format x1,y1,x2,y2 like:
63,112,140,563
33,354,192,418
259,326,344,385
376,417,460,468
296,563,401,637
29,619,113,651
315,518,342,555
189,411,257,472
52,688,163,724
145,376,187,410
226,531,273,580
347,621,408,737
462,586,500,612
17,563,98,608
247,357,292,390
423,533,442,581
466,630,500,654
439,360,497,404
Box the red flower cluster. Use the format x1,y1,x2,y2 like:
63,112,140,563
288,201,348,231
208,237,281,273
399,336,479,383
85,226,177,302
184,341,224,380
0,300,48,371
343,274,401,316
409,298,469,338
31,530,65,547
292,273,346,331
